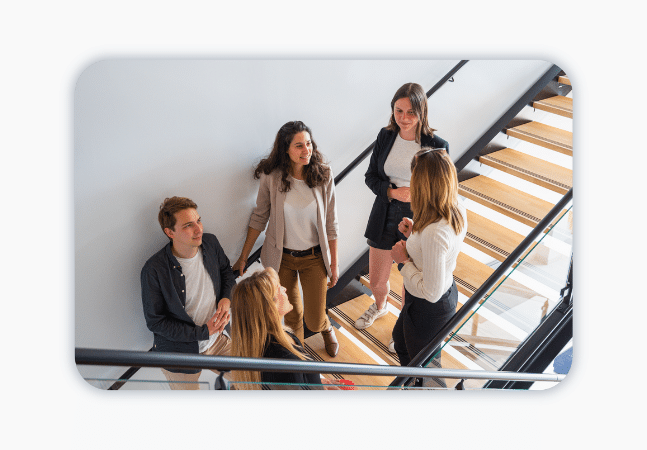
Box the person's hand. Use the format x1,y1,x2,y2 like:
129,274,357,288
207,298,231,335
327,264,339,289
231,256,247,278
389,186,411,202
391,240,410,265
398,217,413,238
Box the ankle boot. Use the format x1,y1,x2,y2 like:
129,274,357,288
321,326,339,357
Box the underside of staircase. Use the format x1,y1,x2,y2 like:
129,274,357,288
303,70,573,390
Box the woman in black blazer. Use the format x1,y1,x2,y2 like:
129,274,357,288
355,83,448,351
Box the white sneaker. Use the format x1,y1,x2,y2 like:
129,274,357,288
388,338,395,353
354,302,388,329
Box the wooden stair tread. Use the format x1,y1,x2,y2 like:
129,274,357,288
454,252,493,298
480,147,572,194
330,294,470,372
558,75,570,86
454,252,544,304
464,209,526,262
533,95,572,118
303,331,394,389
459,175,557,227
506,121,572,155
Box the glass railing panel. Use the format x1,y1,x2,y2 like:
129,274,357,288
228,377,463,390
81,365,223,390
84,377,211,390
426,201,573,383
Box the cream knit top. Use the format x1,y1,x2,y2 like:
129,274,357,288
400,202,467,303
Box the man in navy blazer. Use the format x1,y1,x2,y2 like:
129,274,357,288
141,196,235,389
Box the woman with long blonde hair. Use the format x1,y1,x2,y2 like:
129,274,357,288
390,148,467,372
230,267,324,390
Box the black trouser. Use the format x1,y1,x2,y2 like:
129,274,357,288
392,281,458,371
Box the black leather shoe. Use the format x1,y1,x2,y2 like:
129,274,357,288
321,326,339,357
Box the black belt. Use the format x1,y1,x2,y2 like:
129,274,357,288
283,245,321,258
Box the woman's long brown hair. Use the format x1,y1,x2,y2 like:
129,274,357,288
254,121,330,193
385,82,436,143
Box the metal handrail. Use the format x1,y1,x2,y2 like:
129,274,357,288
236,60,469,276
389,188,573,387
75,348,564,383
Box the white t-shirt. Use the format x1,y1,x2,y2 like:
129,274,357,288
400,202,468,303
283,177,319,250
176,248,223,353
383,134,422,188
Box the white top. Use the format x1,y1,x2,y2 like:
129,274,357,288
176,247,223,352
400,202,468,303
283,177,319,250
383,134,422,188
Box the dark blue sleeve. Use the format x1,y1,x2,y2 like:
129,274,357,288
140,263,209,342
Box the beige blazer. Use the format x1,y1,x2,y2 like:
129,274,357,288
248,169,339,277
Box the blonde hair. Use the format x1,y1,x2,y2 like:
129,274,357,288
229,268,305,390
410,148,464,235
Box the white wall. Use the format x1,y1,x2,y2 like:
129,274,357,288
74,59,552,381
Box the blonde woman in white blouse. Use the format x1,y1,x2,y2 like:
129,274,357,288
390,148,467,370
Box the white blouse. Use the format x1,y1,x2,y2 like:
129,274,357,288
400,202,467,303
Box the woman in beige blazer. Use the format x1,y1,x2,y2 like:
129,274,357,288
232,121,340,357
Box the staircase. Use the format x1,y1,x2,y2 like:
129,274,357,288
303,70,573,390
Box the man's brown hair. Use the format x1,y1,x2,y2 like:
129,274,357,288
158,196,198,238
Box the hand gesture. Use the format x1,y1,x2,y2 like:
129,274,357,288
327,264,339,289
231,256,247,278
389,186,411,202
207,298,231,335
398,217,413,238
391,240,409,265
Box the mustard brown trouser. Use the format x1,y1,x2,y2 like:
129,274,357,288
278,250,331,342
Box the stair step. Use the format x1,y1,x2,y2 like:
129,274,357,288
479,147,572,194
506,121,572,156
454,252,495,298
329,294,470,373
558,75,570,86
464,209,526,262
303,330,394,389
459,175,558,228
532,95,572,118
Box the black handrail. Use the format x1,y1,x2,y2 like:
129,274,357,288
75,347,565,384
236,60,469,276
389,188,573,387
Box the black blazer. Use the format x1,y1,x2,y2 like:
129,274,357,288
261,332,323,389
364,127,449,243
141,233,235,373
